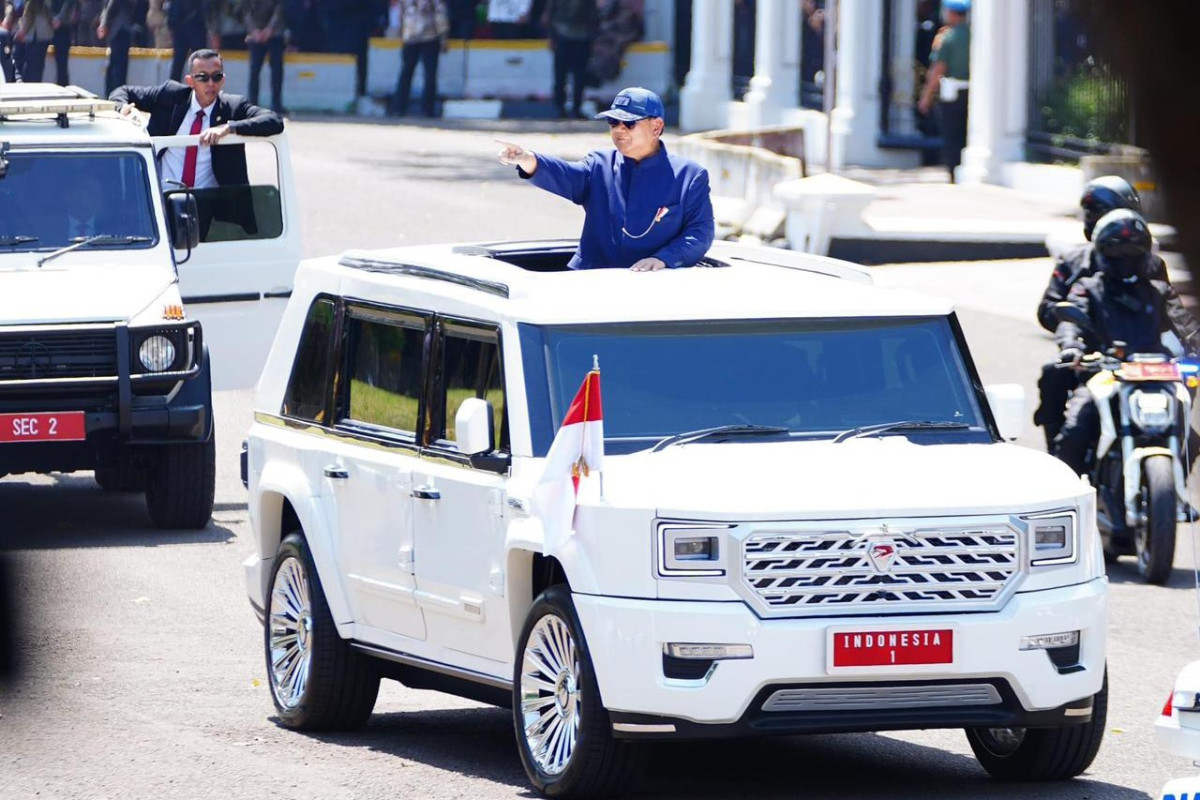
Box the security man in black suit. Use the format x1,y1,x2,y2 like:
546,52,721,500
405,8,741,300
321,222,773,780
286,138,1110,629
109,49,283,234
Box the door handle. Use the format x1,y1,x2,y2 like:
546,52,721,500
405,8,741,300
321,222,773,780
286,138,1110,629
412,485,441,500
323,464,349,479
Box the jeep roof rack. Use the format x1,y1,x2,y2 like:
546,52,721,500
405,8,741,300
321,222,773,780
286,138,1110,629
0,84,115,128
339,255,511,298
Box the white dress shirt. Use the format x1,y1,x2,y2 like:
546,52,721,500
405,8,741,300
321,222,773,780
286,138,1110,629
160,92,217,189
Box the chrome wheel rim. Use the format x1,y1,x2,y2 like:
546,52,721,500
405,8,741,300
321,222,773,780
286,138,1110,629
519,613,581,776
979,726,1026,756
268,555,313,711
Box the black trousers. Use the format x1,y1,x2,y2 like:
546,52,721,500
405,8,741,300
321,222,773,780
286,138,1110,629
1034,361,1080,450
552,34,592,116
937,91,969,182
52,26,70,85
394,39,441,117
104,27,132,95
0,29,14,82
15,39,49,82
248,35,285,111
171,26,208,81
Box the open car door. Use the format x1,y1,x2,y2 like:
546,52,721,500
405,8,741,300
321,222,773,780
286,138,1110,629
152,132,301,391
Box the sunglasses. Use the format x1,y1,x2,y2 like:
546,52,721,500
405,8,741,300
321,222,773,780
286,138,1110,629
191,71,225,83
606,118,641,129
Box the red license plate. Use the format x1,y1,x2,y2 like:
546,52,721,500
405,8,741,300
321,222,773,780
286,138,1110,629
0,412,86,443
831,629,953,668
1120,362,1180,382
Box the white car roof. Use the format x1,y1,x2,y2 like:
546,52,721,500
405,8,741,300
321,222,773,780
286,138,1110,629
0,83,148,148
308,239,955,325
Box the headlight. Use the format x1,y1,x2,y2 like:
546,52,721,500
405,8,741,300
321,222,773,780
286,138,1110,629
1130,389,1173,433
1024,511,1076,566
657,522,731,577
138,334,177,372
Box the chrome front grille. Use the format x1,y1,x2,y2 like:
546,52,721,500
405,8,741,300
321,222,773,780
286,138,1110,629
762,683,1002,712
0,327,117,382
739,522,1020,616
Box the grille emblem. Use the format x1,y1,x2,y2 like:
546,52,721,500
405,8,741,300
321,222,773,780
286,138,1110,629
16,341,53,378
867,541,898,574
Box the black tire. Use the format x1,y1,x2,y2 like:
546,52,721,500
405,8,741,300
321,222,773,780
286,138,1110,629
144,436,215,529
967,672,1107,781
1137,454,1177,585
94,460,145,492
265,531,380,730
513,586,643,799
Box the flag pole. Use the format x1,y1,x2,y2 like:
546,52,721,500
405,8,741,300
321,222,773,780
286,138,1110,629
593,354,604,500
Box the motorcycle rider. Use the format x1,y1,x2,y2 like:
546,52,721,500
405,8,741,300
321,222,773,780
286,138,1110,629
1033,176,1183,448
1053,208,1200,476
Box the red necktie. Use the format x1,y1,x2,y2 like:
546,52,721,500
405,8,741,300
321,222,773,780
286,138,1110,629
181,109,205,187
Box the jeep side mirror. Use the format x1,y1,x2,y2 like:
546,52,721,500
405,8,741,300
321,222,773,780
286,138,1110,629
456,397,494,456
166,192,200,254
985,383,1026,441
1052,301,1093,334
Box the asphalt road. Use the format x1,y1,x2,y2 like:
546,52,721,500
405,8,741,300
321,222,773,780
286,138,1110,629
1,118,1198,800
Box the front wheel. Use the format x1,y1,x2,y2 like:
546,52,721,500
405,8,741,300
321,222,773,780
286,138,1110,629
144,437,215,529
513,586,643,799
1136,454,1177,585
967,673,1107,781
266,532,380,730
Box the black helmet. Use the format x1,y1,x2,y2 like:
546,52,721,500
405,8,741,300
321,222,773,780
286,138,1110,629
1092,208,1151,282
1081,175,1141,240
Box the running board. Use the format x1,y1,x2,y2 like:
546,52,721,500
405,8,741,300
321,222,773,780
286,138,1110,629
350,641,512,693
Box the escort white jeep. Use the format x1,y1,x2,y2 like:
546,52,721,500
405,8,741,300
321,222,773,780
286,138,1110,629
0,84,298,528
243,239,1108,797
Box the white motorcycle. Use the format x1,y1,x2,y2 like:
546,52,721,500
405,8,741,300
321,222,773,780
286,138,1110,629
1056,304,1199,584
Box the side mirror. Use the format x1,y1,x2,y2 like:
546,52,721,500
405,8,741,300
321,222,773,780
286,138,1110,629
1052,301,1093,334
985,383,1026,441
166,192,200,252
455,397,494,457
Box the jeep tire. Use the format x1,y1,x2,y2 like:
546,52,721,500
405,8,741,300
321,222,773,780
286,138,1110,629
144,436,215,529
513,585,643,799
966,671,1107,781
266,532,380,730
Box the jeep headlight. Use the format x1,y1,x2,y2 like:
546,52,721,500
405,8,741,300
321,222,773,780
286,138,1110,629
657,522,732,577
138,334,177,372
1024,511,1076,566
1130,389,1173,434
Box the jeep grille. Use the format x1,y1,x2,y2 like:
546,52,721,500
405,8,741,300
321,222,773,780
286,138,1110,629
739,523,1020,617
0,329,117,381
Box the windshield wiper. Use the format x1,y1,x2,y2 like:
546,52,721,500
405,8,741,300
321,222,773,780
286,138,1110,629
833,420,969,443
36,235,153,267
0,235,38,247
651,424,789,453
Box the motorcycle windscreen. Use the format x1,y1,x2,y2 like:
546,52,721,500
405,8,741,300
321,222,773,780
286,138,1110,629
159,136,301,391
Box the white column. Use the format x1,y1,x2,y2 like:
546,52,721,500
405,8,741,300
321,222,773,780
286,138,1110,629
680,0,734,132
959,0,1027,184
744,0,801,127
830,0,870,171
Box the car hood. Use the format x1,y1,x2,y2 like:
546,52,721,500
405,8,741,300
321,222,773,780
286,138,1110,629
590,438,1085,520
0,263,174,324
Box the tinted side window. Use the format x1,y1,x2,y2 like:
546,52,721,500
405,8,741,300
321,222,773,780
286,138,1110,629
343,313,427,436
281,298,336,423
439,323,507,452
164,141,283,243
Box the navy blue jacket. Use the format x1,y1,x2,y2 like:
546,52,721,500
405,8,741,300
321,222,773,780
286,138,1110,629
524,143,715,270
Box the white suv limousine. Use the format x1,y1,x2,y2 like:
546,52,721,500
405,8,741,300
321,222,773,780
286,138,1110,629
243,239,1108,798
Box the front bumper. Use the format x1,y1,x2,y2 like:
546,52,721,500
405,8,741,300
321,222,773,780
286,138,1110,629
574,578,1107,737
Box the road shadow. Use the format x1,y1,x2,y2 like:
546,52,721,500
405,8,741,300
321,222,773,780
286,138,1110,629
291,704,1145,800
1105,556,1198,589
0,473,235,550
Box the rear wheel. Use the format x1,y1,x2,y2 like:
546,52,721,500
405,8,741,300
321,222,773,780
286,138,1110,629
144,437,215,529
1136,454,1177,585
967,673,1107,781
266,532,379,730
513,585,643,799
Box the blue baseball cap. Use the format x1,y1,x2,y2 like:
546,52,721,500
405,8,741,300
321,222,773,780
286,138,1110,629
943,0,970,12
595,87,664,122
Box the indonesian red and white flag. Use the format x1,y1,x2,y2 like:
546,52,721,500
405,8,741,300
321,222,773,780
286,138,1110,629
534,362,604,547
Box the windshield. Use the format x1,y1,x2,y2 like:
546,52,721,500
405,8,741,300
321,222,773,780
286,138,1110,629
0,152,158,252
528,318,988,452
